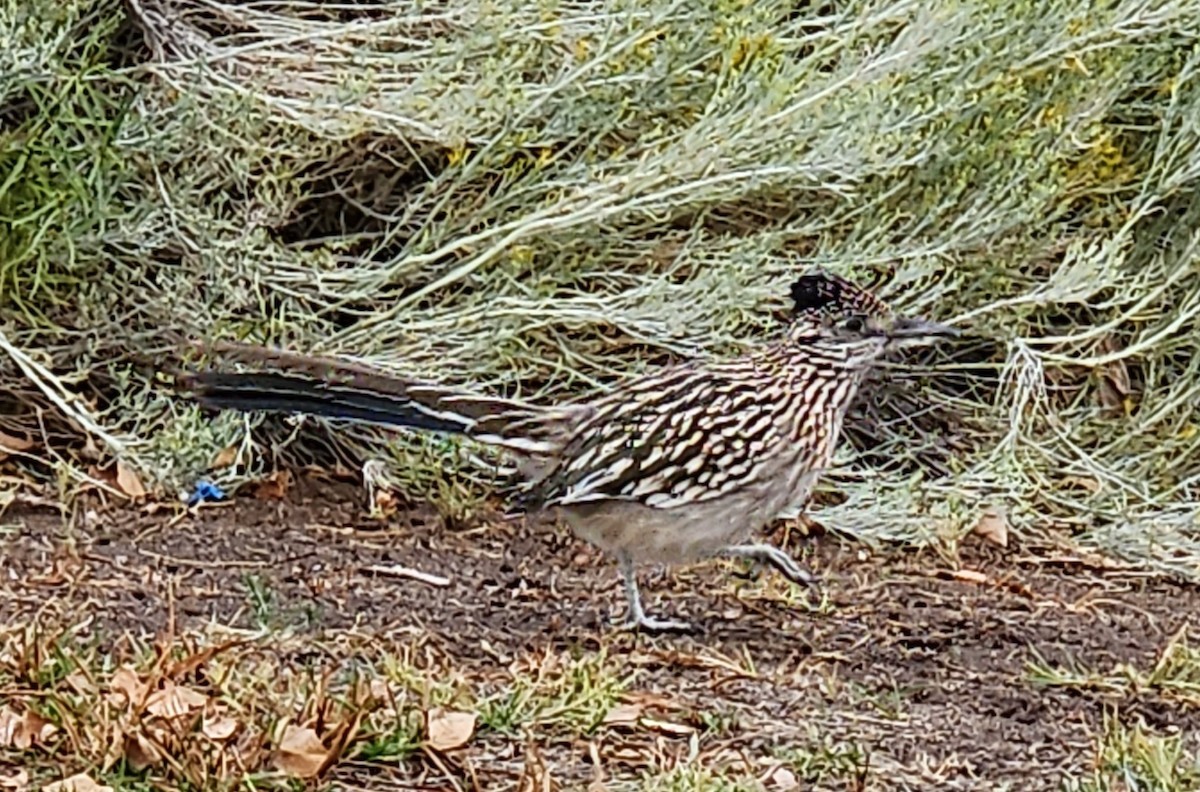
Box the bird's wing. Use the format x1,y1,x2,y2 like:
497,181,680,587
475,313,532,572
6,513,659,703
526,363,797,510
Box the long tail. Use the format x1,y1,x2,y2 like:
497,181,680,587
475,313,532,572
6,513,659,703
177,341,566,454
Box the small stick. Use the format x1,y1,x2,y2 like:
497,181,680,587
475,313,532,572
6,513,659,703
362,564,451,588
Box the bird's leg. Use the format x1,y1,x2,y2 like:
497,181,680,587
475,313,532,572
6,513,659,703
719,544,819,588
615,555,692,633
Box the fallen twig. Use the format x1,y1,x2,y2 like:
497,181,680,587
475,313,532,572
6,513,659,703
362,563,451,588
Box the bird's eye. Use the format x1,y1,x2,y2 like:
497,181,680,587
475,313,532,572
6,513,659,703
842,315,866,333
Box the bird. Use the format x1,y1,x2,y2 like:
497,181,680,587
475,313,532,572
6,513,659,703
178,271,959,632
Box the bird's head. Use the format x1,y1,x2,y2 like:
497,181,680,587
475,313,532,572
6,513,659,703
786,270,959,365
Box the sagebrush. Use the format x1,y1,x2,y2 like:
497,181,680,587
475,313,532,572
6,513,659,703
2,0,1200,571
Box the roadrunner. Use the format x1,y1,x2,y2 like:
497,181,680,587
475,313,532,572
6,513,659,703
180,272,958,631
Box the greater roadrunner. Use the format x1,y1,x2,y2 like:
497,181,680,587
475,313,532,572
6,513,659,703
180,272,958,632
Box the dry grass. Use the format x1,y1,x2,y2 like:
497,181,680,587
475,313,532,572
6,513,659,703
0,615,851,791
4,581,1199,791
3,483,1200,790
0,619,600,788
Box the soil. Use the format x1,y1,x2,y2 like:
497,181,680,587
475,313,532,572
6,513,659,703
3,475,1199,791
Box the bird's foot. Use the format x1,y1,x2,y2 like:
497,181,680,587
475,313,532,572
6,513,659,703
721,544,820,588
615,555,695,633
615,612,694,634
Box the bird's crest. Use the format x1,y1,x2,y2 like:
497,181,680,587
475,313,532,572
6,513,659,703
790,269,894,321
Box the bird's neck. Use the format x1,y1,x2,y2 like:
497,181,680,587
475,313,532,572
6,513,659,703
757,340,871,414
762,337,868,374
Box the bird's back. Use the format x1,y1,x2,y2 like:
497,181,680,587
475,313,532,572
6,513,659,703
521,342,863,513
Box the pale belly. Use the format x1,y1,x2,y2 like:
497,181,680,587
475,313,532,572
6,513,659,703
558,458,822,565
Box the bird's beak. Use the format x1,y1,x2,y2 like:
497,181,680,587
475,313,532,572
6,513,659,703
888,316,961,339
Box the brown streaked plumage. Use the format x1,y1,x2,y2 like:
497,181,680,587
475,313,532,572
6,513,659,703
178,271,959,632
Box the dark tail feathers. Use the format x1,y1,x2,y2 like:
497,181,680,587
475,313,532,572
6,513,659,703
180,371,476,435
178,342,562,452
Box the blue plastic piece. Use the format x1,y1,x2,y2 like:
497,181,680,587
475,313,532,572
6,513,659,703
186,480,227,506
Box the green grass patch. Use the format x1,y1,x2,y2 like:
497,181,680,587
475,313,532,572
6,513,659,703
1065,710,1200,792
1028,626,1200,708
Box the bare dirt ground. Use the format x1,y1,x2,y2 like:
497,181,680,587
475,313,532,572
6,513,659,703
2,475,1199,791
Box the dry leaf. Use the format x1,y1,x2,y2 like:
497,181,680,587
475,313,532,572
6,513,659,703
64,671,96,696
0,431,34,456
426,708,475,751
601,704,643,727
108,667,146,708
1096,335,1133,415
0,769,29,790
370,488,398,517
971,505,1009,548
41,774,113,792
640,717,694,736
0,706,57,749
367,678,390,703
253,470,292,500
621,691,674,709
124,733,163,771
144,681,207,719
322,715,365,775
608,747,645,762
85,464,108,491
950,569,990,585
28,714,55,747
202,715,239,742
1097,365,1131,413
212,444,239,469
796,514,827,536
274,725,328,779
0,707,24,748
770,766,799,790
115,461,146,499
